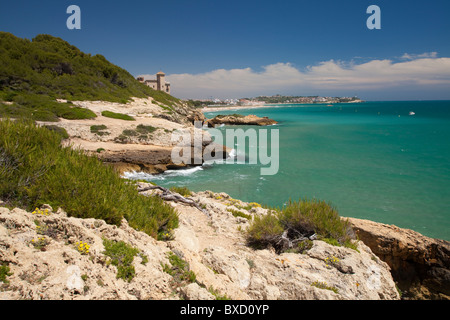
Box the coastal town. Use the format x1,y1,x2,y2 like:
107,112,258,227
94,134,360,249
136,73,363,107
188,95,363,108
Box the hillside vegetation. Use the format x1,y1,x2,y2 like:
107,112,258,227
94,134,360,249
0,32,180,121
0,119,178,238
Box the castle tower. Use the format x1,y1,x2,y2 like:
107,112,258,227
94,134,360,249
156,71,165,91
138,71,170,94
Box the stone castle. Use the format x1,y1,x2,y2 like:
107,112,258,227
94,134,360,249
137,71,170,94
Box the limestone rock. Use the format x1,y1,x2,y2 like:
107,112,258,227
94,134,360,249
181,283,214,300
206,114,278,127
348,217,450,300
0,194,403,300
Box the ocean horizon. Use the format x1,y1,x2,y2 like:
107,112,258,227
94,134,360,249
126,100,450,241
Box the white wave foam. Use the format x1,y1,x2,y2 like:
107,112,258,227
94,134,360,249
123,166,204,181
122,171,153,180
164,166,204,176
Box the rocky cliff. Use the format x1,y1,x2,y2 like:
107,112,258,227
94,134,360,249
348,218,450,300
0,187,400,300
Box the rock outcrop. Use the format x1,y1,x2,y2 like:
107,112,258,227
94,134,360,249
206,114,277,127
0,189,400,300
348,218,450,300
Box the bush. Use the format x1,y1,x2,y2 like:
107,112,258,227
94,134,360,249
311,281,339,294
43,125,69,139
0,93,96,122
56,106,96,120
246,199,356,253
136,124,157,134
0,263,13,284
246,212,284,250
279,199,354,245
103,239,140,282
122,129,138,137
0,119,178,237
227,208,251,220
90,125,109,136
101,110,135,121
162,251,196,286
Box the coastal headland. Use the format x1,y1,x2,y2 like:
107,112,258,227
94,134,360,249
2,96,448,300
0,33,448,301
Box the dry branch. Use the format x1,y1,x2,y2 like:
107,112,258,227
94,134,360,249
138,185,210,216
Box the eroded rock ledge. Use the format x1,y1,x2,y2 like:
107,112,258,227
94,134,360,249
0,189,400,300
206,114,278,127
348,218,450,300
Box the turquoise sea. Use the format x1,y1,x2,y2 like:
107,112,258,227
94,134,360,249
128,101,450,241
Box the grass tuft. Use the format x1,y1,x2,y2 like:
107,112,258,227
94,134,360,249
246,199,356,253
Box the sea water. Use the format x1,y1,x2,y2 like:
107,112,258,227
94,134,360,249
127,101,450,241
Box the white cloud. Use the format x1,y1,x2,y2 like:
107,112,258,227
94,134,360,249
400,52,438,60
159,53,450,99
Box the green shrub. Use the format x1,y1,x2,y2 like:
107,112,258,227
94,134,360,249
103,239,140,282
290,239,314,254
122,129,138,136
0,119,178,238
44,125,69,139
136,124,157,134
57,106,96,120
208,286,231,300
246,212,284,250
227,208,251,220
246,199,356,253
0,93,96,122
162,251,196,285
279,199,354,245
119,124,158,141
0,263,13,284
311,281,339,294
90,125,109,136
101,110,135,121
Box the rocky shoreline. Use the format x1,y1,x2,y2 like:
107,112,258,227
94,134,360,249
0,187,400,300
22,97,449,300
205,114,278,127
1,184,448,300
348,218,450,300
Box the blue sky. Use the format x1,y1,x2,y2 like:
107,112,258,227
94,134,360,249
1,0,450,100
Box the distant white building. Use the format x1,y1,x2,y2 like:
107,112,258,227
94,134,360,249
137,71,171,94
